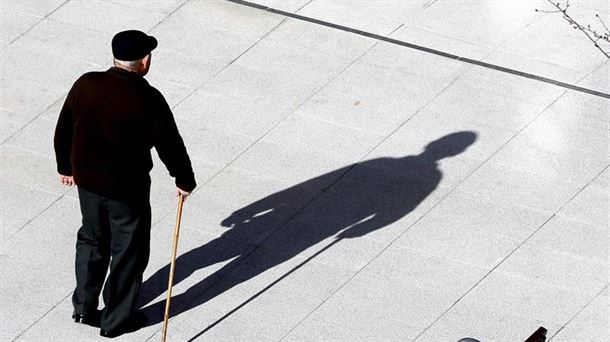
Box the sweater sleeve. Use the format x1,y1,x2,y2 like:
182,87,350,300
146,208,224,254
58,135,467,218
153,91,197,192
54,84,77,176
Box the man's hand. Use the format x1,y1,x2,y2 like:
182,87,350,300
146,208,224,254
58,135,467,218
59,174,74,186
176,187,191,200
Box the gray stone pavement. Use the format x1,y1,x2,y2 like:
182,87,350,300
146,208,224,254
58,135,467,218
1,0,608,341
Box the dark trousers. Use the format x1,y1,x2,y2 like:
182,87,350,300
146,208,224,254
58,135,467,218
73,186,151,332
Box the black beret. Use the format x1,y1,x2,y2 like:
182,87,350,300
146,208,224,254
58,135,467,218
112,30,158,61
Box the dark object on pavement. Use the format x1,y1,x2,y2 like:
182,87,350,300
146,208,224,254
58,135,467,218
524,326,547,342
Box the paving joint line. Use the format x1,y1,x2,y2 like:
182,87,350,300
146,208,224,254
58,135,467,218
547,283,609,341
7,193,66,240
147,0,192,33
2,0,189,146
161,65,481,337
294,0,314,13
226,0,610,99
168,16,288,111
411,213,556,341
11,292,72,341
278,32,478,342
2,0,70,50
410,92,608,341
183,27,409,340
278,37,475,339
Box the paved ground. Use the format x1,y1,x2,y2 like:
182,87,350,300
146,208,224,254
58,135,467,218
1,0,608,341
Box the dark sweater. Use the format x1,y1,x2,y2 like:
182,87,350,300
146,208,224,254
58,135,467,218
54,67,196,199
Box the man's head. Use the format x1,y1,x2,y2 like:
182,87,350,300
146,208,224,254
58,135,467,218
111,30,157,75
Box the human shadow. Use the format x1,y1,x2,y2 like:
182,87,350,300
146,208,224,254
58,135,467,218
139,131,477,330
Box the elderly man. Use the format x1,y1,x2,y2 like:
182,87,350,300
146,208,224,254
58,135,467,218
54,30,196,338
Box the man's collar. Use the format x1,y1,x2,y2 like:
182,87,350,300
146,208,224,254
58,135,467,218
108,66,144,79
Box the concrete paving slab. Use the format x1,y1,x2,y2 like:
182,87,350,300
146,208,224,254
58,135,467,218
145,0,273,91
15,18,110,67
415,302,562,342
3,222,75,274
410,0,546,50
395,196,529,269
0,181,60,242
496,236,608,296
186,0,285,40
149,153,223,223
5,115,56,157
262,218,392,273
2,28,105,94
292,59,457,136
527,96,610,156
0,110,24,143
262,113,386,164
558,176,609,227
139,224,257,326
1,145,67,195
552,288,609,342
551,90,609,124
48,0,167,34
268,18,377,60
1,0,66,18
248,0,310,13
142,244,354,341
166,167,320,241
170,246,354,342
456,161,581,213
173,88,295,137
232,36,357,96
230,140,353,186
417,271,592,342
359,40,471,82
364,110,515,187
0,297,50,342
489,130,609,186
14,307,111,342
578,61,610,93
0,255,72,310
177,116,256,165
101,0,186,15
0,77,66,121
527,215,607,263
389,24,494,61
23,195,80,236
1,1,608,341
283,245,487,341
483,49,588,84
38,96,65,122
426,67,566,133
397,187,551,242
297,0,429,36
487,3,608,81
0,6,40,49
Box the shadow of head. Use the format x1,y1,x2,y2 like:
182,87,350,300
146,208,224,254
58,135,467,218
421,131,478,161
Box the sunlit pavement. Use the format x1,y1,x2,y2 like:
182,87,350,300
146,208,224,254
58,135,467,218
1,1,608,341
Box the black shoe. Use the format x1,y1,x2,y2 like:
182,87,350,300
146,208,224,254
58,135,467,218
100,312,148,338
72,311,101,327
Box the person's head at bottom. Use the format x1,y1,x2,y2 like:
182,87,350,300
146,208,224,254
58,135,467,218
111,29,157,76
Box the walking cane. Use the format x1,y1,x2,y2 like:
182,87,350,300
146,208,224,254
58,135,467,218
161,194,185,342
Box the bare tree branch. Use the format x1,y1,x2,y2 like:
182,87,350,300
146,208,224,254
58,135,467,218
536,0,610,59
